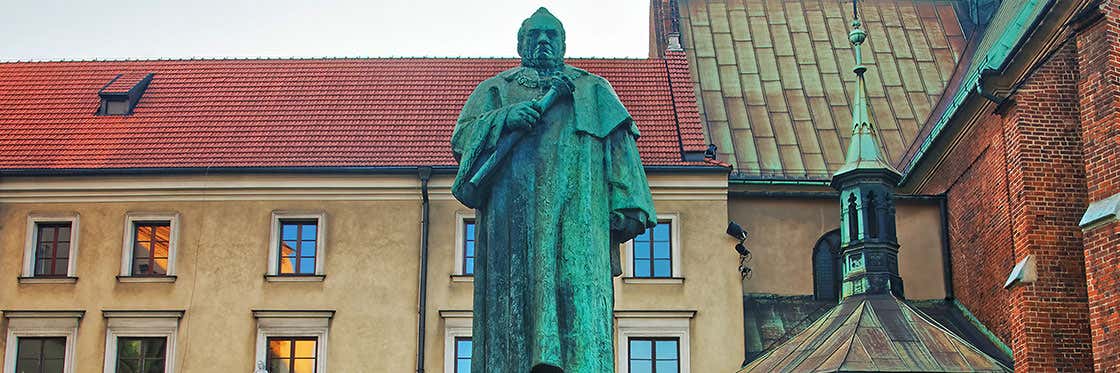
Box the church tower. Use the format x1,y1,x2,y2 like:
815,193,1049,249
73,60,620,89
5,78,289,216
829,14,904,301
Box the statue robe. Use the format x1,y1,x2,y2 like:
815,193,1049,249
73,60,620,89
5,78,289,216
450,65,656,372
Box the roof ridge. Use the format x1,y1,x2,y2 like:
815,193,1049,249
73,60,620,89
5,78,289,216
0,55,658,65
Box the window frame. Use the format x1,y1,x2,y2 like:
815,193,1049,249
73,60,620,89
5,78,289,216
101,310,183,373
440,311,472,373
265,336,318,373
119,212,181,281
453,336,472,373
622,213,682,283
252,310,333,373
451,211,476,281
2,311,83,373
627,336,681,373
266,211,327,281
21,213,80,282
614,310,693,373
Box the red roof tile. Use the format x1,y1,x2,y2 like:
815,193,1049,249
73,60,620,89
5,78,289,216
0,57,714,171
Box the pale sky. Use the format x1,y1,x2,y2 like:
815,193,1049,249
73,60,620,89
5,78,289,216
0,0,651,61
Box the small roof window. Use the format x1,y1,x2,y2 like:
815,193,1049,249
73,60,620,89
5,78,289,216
97,73,153,116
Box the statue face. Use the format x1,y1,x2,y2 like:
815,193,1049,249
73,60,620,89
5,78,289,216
518,13,565,69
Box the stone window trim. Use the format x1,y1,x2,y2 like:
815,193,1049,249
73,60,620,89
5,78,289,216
2,310,84,373
119,212,181,281
452,211,476,281
622,213,683,284
440,310,473,373
101,310,183,373
266,211,327,281
20,213,80,283
614,310,694,373
252,310,333,373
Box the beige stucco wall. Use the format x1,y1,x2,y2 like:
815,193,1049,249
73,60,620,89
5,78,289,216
729,196,947,300
0,172,743,372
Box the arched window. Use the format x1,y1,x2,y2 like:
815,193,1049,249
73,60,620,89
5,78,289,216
846,194,859,241
812,229,843,302
865,191,879,239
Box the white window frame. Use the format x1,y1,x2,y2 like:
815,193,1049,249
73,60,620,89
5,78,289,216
615,310,694,373
102,311,183,373
119,212,181,281
2,310,83,373
622,213,682,283
266,211,327,281
452,211,476,281
252,310,333,373
439,310,473,373
21,213,80,281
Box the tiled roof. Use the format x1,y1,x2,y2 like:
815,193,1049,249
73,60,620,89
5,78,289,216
0,55,712,171
679,0,967,179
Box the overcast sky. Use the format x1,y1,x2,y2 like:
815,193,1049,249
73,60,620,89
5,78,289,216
0,0,651,61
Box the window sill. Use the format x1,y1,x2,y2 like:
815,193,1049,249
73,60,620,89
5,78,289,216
450,275,474,283
18,276,78,284
622,277,684,285
117,275,177,283
264,274,326,282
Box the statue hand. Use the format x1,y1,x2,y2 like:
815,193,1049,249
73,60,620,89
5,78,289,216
550,75,575,97
506,101,541,132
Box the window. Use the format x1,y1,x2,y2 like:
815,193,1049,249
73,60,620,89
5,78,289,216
440,310,472,372
266,337,318,373
615,311,692,373
253,310,332,373
628,338,679,373
462,220,476,275
812,230,843,302
120,213,180,281
622,214,681,282
3,311,82,373
115,337,166,373
33,223,71,277
102,310,182,373
21,214,80,282
453,337,472,373
279,220,318,275
267,212,326,280
632,222,672,278
15,337,66,373
452,212,476,280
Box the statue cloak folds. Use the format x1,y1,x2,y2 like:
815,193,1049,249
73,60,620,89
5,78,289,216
451,65,656,372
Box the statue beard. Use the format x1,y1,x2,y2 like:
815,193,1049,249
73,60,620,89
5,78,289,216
520,42,565,71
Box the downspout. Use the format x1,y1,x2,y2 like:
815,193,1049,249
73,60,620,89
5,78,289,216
415,166,433,373
938,194,955,300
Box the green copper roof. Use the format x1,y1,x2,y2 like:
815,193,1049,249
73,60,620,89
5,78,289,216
900,0,1051,181
835,19,901,178
740,294,1012,372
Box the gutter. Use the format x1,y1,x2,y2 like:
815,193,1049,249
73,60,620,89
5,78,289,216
415,167,433,373
939,194,955,300
0,164,727,177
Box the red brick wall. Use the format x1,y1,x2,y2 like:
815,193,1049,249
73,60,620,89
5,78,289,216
918,41,1094,372
1076,5,1120,371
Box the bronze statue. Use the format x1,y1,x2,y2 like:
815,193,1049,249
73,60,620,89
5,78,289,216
450,7,657,373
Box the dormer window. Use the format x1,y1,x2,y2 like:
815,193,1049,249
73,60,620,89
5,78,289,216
97,73,154,116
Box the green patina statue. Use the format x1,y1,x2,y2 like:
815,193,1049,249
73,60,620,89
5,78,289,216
450,7,657,373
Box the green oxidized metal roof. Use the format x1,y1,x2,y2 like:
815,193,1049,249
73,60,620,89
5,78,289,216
899,0,1050,179
740,294,1012,372
835,20,902,178
679,0,967,180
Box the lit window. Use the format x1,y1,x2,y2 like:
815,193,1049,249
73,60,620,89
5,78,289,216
253,311,332,373
454,337,472,373
267,212,326,280
463,220,476,275
33,223,72,277
267,337,317,373
628,338,679,373
15,337,66,373
279,220,318,275
632,221,672,278
115,337,166,372
132,222,170,276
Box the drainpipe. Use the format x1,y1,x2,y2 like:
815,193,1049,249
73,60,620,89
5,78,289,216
415,166,433,373
938,194,955,300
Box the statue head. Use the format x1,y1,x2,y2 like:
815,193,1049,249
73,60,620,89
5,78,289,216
518,7,566,70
